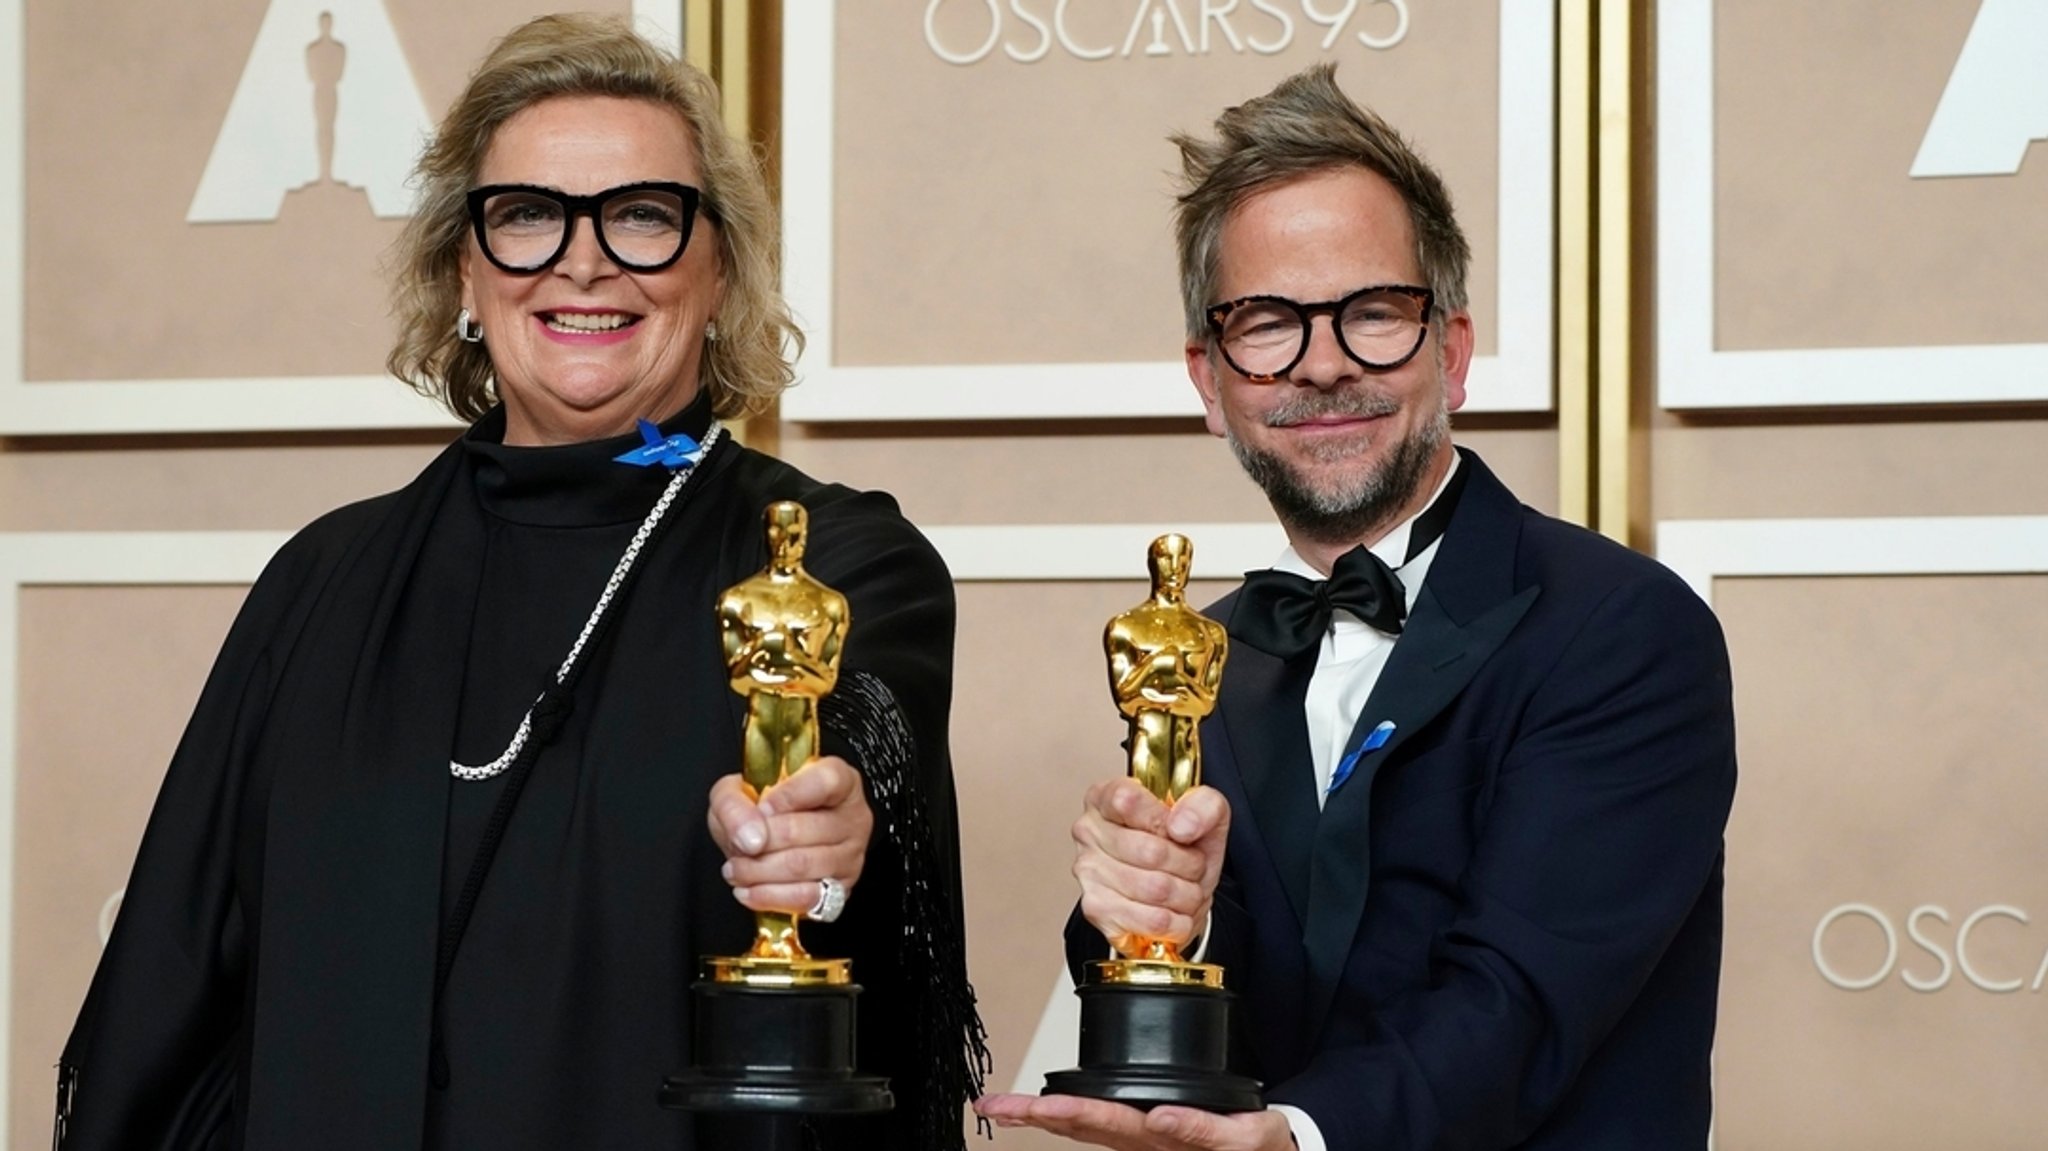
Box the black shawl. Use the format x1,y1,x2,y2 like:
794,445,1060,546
57,404,985,1150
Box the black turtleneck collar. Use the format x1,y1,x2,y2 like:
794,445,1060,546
462,390,719,527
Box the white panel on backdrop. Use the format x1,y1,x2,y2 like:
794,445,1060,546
632,0,681,58
0,0,459,432
1657,515,2048,1143
925,521,1284,580
1011,966,1080,1093
0,532,292,1142
188,0,431,222
1655,516,2048,603
782,0,1556,420
1910,0,2048,178
1657,0,2048,408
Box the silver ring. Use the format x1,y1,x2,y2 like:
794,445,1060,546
808,877,848,923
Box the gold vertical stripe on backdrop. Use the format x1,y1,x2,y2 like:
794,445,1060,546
720,0,753,141
685,0,781,453
684,0,715,74
1594,0,1639,546
1555,0,1596,529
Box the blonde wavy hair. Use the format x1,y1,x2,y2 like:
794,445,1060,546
387,13,800,422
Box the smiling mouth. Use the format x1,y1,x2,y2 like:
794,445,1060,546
1265,393,1401,429
541,311,637,333
1271,409,1395,432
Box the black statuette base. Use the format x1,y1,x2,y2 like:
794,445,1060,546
661,981,893,1115
1043,982,1263,1113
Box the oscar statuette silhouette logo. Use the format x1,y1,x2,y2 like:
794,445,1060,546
1044,533,1264,1112
663,502,892,1131
188,0,431,222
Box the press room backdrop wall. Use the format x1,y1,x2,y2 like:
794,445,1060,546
0,2,2042,1150
1647,2,2048,1145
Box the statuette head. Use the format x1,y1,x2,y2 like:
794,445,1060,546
1148,533,1193,599
764,501,809,569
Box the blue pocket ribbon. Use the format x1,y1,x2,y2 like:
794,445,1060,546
614,420,709,469
1327,720,1397,796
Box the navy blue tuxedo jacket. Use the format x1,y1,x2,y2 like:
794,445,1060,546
1066,450,1736,1149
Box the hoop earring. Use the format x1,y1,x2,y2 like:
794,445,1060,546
456,308,484,344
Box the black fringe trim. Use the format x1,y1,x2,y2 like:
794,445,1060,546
53,1061,76,1151
822,671,992,1148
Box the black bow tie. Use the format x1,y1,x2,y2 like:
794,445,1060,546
1230,545,1408,660
1229,455,1470,661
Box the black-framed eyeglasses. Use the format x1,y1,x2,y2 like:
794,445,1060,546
1206,284,1435,381
465,181,702,274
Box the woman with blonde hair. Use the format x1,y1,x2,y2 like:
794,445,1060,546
57,15,983,1150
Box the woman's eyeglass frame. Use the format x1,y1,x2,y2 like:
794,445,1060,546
464,181,703,275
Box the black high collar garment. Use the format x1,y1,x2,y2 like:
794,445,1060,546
462,391,719,526
60,387,974,1150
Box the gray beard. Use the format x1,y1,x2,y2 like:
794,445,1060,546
1226,388,1450,547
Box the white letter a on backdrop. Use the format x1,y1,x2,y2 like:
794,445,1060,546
1911,0,2048,178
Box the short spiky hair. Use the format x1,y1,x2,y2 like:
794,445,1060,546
386,13,800,422
1172,64,1470,341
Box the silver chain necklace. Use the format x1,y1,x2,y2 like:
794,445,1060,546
449,422,725,782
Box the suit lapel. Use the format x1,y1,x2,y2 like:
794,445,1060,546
1297,451,1540,1024
1215,595,1318,927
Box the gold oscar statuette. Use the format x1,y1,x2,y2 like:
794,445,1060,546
1044,532,1263,1112
706,500,851,988
664,499,891,1122
1095,532,1227,989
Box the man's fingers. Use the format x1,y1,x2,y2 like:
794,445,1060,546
1077,887,1202,948
1073,778,1224,948
971,1093,1035,1120
1074,848,1208,920
1164,786,1230,846
1145,1106,1294,1151
1075,812,1211,884
1073,826,1208,944
1099,777,1173,833
972,1093,1159,1150
1145,1107,1230,1148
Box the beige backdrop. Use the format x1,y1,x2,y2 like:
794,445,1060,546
830,2,1502,366
22,0,627,383
1714,0,2048,351
35,0,2048,1148
1654,0,2048,1143
9,588,251,1151
1713,574,2048,1145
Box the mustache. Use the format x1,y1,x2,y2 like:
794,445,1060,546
1262,389,1401,428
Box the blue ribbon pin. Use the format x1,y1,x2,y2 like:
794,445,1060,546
613,420,708,469
1327,720,1397,797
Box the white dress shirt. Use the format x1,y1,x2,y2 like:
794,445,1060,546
1266,454,1459,1151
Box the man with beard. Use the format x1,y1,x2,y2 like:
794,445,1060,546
979,66,1737,1151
